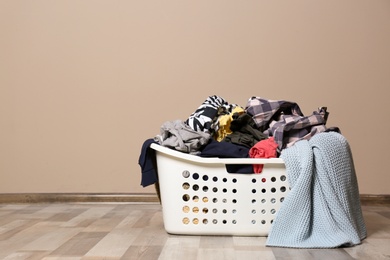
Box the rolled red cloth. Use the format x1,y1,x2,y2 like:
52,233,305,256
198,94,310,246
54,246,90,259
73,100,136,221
249,137,278,173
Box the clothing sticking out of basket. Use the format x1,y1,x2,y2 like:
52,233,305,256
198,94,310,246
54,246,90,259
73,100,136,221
138,95,365,248
266,132,366,248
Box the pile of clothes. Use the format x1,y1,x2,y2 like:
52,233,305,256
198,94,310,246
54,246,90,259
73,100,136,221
139,95,336,186
163,95,337,153
138,95,366,248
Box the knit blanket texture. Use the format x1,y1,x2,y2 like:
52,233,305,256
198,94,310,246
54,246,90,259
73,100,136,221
266,132,367,248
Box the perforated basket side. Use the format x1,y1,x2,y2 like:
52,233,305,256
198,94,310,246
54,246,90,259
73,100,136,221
152,144,289,236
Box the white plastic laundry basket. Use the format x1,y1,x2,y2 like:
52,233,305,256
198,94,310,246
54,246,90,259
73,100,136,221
151,143,290,236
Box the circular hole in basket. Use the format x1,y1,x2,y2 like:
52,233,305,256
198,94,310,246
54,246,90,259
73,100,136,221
212,187,218,192
212,208,218,213
261,209,266,214
203,208,208,214
193,218,199,224
252,178,256,183
213,176,218,182
232,189,237,193
193,173,199,180
183,217,190,224
202,186,209,192
271,177,276,182
232,209,237,214
280,186,286,192
193,195,199,202
193,184,199,191
203,175,209,181
203,219,208,224
261,220,266,224
223,220,227,224
222,198,227,203
213,198,218,203
182,182,190,190
280,175,286,181
213,219,218,224
202,197,208,203
222,209,227,214
232,199,237,203
271,187,276,193
182,170,190,178
223,178,227,183
223,188,227,193
271,209,276,214
252,189,256,194
182,194,190,202
261,188,266,193
252,199,256,204
251,220,256,224
252,209,256,214
232,178,237,183
183,206,190,213
280,197,285,202
271,198,276,204
261,199,266,203
232,220,237,224
262,178,266,183
193,207,199,213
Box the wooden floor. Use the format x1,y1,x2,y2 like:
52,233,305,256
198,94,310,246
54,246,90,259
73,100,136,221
0,203,389,260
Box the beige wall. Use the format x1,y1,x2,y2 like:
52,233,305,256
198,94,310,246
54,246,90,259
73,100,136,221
1,0,389,195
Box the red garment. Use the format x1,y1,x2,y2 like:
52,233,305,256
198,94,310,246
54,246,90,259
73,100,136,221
249,137,278,173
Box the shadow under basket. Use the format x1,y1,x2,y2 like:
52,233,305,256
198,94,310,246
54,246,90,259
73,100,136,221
151,143,290,236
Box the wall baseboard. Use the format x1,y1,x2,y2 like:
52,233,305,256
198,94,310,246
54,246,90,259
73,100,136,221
359,194,390,205
0,193,160,204
0,193,388,205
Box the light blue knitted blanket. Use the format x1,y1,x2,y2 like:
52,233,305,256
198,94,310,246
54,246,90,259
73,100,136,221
266,132,367,248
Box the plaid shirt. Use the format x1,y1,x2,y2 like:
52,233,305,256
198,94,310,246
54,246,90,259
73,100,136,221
245,97,330,152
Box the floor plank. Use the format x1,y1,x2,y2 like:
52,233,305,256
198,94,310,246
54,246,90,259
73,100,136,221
0,203,389,259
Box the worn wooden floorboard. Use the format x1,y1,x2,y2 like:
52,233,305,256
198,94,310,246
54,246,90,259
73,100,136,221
0,203,389,259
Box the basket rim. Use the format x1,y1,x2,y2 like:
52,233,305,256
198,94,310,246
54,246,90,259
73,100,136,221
150,143,285,165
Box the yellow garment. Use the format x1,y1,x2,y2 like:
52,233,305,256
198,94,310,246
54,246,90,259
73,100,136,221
214,106,244,141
